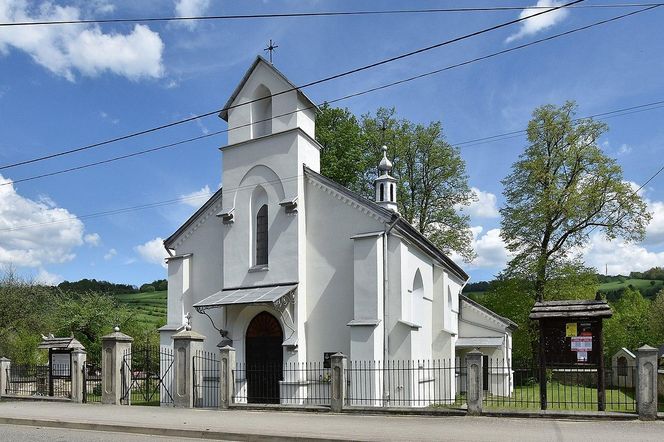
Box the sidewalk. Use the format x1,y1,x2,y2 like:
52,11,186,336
0,400,663,441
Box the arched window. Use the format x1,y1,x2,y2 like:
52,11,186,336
256,204,268,266
380,183,384,201
617,356,628,376
251,185,268,267
252,84,272,138
411,269,423,323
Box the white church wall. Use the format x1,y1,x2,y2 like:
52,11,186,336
304,178,384,363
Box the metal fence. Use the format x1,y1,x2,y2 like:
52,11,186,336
481,360,637,412
5,364,71,398
83,361,102,403
346,360,463,407
193,350,219,408
121,345,174,406
233,362,331,406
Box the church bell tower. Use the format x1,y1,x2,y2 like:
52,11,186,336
374,145,398,212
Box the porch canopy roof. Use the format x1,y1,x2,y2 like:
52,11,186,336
455,337,504,348
193,282,297,313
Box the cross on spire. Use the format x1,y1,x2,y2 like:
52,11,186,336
264,39,279,64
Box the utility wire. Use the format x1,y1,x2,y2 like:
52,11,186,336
1,4,657,187
0,3,660,27
0,0,584,171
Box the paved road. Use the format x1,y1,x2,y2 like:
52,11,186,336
0,401,663,441
0,424,202,441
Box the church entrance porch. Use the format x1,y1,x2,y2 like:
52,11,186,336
245,311,283,403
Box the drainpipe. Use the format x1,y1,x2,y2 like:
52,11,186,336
382,214,399,405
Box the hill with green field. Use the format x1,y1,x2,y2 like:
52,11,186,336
111,290,167,329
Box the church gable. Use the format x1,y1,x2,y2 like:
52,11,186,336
220,56,317,144
164,187,223,250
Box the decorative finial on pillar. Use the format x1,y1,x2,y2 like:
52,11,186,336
264,39,279,64
185,312,192,331
114,326,120,333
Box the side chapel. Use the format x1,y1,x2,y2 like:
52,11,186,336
160,56,514,404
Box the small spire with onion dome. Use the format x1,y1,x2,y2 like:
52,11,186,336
374,145,398,213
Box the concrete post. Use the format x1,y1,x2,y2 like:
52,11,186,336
330,353,347,412
70,349,86,403
219,346,236,409
101,328,133,405
465,350,483,415
636,345,658,421
172,328,205,408
0,357,10,396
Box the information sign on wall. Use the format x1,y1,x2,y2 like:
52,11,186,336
565,322,577,337
570,336,592,352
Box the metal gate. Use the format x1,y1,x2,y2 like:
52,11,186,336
82,360,102,403
121,345,174,406
193,350,219,408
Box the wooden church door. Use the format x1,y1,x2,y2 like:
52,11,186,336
245,311,283,403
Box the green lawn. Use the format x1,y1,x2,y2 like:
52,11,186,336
483,382,638,412
111,291,167,328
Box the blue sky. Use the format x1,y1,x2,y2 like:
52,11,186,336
1,0,663,286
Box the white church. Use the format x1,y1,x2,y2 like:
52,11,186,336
159,56,515,405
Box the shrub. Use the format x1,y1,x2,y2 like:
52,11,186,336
140,284,155,293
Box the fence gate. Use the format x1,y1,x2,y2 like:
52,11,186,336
193,350,219,408
121,345,174,406
82,360,102,403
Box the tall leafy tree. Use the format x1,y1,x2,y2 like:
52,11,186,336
500,101,650,301
316,106,476,261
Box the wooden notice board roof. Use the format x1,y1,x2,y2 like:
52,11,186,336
529,299,612,320
37,335,85,350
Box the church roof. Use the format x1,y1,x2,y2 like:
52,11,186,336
164,186,224,248
460,294,518,329
218,55,318,122
303,166,469,281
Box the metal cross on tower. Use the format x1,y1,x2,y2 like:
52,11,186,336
264,39,279,63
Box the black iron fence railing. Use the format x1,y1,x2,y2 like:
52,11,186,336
83,361,102,403
346,360,463,407
121,345,174,406
233,362,331,406
5,364,71,398
193,350,219,408
481,360,637,412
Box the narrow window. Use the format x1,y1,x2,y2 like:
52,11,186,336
255,204,268,265
390,183,394,202
380,183,384,201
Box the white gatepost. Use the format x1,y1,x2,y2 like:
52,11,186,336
71,349,86,403
172,328,205,408
101,328,133,405
0,357,10,396
219,346,236,409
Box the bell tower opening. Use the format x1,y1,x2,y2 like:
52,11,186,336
252,84,272,138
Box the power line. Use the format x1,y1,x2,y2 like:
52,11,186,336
1,4,657,187
0,0,584,171
0,3,660,27
450,99,664,148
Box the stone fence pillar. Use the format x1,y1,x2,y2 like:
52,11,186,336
330,353,347,412
636,345,658,421
70,349,86,403
101,328,133,405
465,350,483,415
0,357,10,396
219,346,236,409
172,328,205,408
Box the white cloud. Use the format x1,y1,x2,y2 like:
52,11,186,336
103,248,117,260
135,237,168,268
643,199,664,246
181,185,212,207
505,1,570,43
459,187,500,219
35,268,62,286
583,233,664,276
0,1,164,81
84,233,101,246
174,0,211,29
451,226,510,271
0,174,85,267
617,144,632,156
